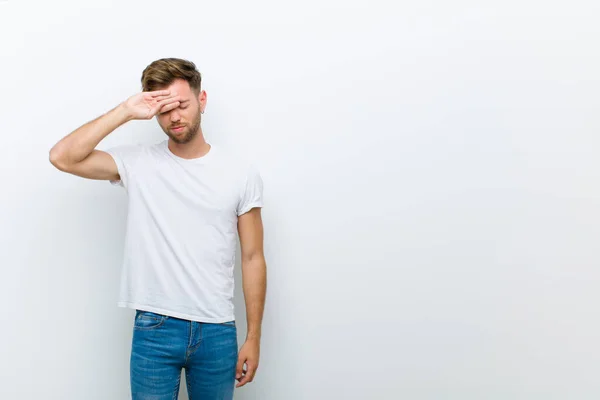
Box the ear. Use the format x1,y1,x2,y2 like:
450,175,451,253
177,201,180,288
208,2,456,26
198,90,207,111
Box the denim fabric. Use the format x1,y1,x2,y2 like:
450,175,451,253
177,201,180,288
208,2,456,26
130,310,238,400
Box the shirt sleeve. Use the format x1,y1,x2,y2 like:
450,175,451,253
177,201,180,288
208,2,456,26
236,164,264,216
104,144,143,189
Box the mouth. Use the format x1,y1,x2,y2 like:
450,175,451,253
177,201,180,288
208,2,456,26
171,125,186,132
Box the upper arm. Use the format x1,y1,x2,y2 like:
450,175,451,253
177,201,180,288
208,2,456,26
54,150,120,181
236,164,264,217
238,207,264,261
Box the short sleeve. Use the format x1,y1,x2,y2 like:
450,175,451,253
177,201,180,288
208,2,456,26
104,145,143,189
237,165,264,216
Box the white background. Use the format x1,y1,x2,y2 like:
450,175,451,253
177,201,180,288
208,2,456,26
1,1,599,399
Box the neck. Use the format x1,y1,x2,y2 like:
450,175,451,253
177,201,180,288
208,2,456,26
168,128,210,159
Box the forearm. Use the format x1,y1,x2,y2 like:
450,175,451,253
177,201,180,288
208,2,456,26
50,103,132,165
241,255,267,341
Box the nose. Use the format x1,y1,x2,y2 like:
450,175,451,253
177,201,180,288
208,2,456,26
170,110,181,122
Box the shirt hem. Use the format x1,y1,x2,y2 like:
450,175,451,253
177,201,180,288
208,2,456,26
118,302,235,323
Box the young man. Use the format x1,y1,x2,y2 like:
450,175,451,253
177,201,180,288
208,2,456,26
49,58,266,400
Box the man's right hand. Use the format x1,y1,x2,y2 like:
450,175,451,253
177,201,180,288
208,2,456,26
122,90,182,120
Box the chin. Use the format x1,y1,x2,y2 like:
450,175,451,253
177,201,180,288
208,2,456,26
169,131,196,144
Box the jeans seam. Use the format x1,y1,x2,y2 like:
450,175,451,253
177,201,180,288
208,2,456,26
172,371,181,400
186,368,193,400
133,316,169,330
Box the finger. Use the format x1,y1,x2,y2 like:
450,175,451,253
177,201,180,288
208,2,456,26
156,96,181,112
158,101,180,114
236,374,251,388
155,92,179,100
236,358,245,380
147,89,171,97
146,93,178,103
236,364,257,387
162,94,181,101
157,95,181,105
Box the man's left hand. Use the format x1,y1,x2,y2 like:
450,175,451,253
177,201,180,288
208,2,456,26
236,338,260,387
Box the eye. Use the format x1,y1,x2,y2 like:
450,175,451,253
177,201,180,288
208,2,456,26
180,105,188,109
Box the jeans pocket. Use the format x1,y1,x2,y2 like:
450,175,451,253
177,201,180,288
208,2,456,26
220,320,236,327
134,310,168,330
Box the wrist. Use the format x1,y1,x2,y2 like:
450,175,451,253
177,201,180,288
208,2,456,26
115,102,134,123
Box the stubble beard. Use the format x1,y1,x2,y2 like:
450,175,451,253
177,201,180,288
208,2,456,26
166,106,202,144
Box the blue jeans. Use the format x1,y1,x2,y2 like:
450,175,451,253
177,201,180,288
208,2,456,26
130,310,238,400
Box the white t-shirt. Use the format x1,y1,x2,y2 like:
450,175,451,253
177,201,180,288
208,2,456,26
105,140,263,323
